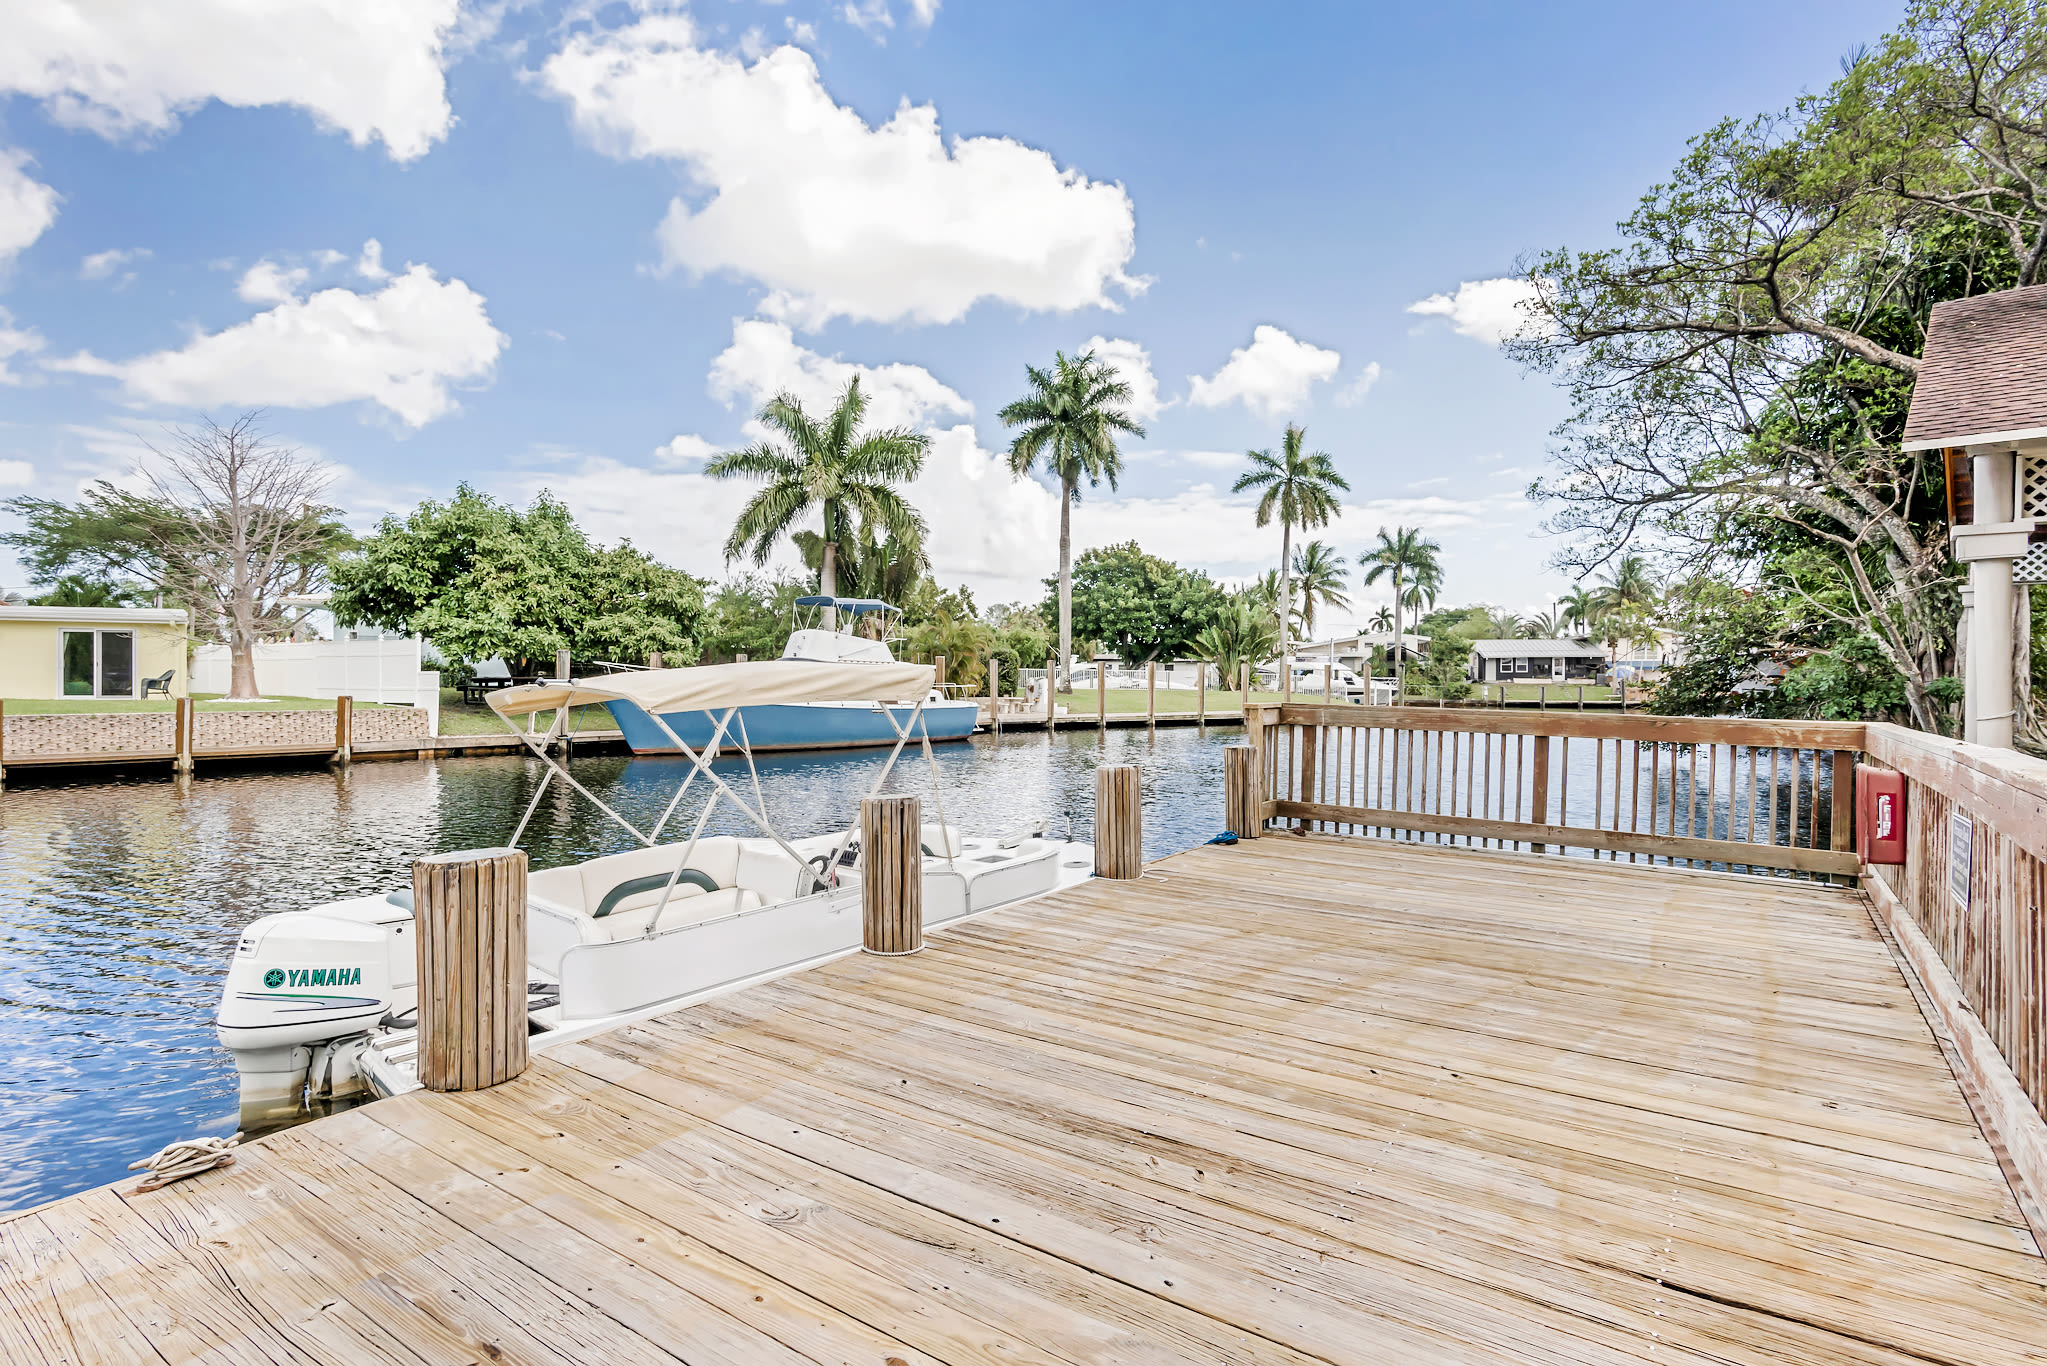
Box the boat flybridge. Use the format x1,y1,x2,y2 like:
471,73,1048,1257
214,658,1094,1128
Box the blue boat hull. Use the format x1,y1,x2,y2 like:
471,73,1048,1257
604,699,981,754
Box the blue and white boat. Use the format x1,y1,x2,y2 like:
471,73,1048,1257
606,596,982,754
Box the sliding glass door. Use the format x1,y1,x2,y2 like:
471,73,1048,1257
59,630,137,698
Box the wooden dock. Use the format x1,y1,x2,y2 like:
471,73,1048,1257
5,835,2046,1363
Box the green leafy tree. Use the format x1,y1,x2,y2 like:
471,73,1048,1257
708,377,929,630
330,485,705,670
988,605,1053,696
1049,542,1229,665
999,350,1146,691
792,524,929,621
1358,525,1443,696
700,573,807,664
1234,424,1348,660
1291,540,1350,640
28,575,151,607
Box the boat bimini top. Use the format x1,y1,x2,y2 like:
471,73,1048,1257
485,657,950,924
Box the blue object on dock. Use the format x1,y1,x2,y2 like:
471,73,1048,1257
1205,831,1239,845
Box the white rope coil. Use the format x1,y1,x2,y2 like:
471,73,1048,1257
128,1136,238,1192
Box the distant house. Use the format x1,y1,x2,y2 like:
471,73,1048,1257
0,606,190,700
1467,638,1605,684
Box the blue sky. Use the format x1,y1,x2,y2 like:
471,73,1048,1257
0,0,1902,626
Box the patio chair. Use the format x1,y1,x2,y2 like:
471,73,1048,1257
142,669,175,698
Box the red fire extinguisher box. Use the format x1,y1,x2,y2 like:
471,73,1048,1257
1856,765,1907,864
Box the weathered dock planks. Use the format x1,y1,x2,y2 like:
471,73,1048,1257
4,836,2045,1363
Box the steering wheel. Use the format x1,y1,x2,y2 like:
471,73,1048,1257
806,852,836,890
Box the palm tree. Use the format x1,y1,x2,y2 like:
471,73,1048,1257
999,350,1146,692
1193,595,1281,691
1358,525,1442,697
1367,604,1395,632
1561,585,1600,638
1524,609,1567,639
1291,540,1350,641
708,377,928,630
1233,424,1348,661
1592,555,1660,662
1491,610,1525,638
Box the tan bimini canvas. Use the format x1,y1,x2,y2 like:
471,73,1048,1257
486,658,938,719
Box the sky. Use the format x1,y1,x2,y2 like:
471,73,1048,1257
0,0,1905,631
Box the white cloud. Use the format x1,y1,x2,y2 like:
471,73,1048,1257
79,246,151,281
654,433,715,466
541,15,1144,328
236,259,309,304
0,148,60,265
1187,325,1341,419
0,458,33,487
841,0,894,36
1407,277,1539,346
709,318,973,430
51,264,508,427
907,0,941,23
0,0,461,161
1080,335,1165,425
0,308,45,383
356,238,390,281
1334,360,1381,407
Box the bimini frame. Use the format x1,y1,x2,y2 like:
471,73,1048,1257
487,664,954,938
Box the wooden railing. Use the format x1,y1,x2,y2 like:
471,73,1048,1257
1247,705,1865,877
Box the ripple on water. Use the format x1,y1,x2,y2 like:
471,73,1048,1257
0,724,1242,1211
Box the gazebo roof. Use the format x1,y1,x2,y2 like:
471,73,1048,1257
1901,285,2047,451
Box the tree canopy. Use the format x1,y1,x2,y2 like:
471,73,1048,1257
1047,542,1229,665
329,485,705,669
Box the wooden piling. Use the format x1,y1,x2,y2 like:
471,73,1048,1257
174,696,194,773
555,647,572,681
935,654,947,693
1097,661,1106,728
989,651,1000,733
1146,662,1156,724
860,794,923,954
1224,744,1260,839
1239,662,1250,709
0,698,6,784
1046,648,1057,726
1095,764,1142,878
1197,661,1207,723
649,651,663,670
333,695,352,765
414,847,529,1092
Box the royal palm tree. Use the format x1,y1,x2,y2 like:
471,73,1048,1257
1367,604,1395,632
1524,608,1568,639
1291,540,1350,641
1234,425,1348,661
1592,555,1660,662
708,378,928,630
1358,525,1442,697
1000,350,1145,691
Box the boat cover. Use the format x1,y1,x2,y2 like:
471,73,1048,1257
486,658,938,718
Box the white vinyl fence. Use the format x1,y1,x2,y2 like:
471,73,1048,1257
191,637,440,734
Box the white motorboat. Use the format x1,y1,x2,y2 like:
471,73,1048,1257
214,658,1093,1128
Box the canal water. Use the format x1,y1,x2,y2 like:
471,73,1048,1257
0,725,1241,1212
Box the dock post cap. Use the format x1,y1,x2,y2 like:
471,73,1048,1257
416,845,523,865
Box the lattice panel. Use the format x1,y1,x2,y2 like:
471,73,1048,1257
2015,541,2047,584
2024,451,2047,520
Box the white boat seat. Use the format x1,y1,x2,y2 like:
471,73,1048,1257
574,887,763,943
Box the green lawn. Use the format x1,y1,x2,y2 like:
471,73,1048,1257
1047,688,1290,714
1473,682,1633,703
435,690,620,736
1,694,394,714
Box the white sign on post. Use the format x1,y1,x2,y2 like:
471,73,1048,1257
1947,810,1974,909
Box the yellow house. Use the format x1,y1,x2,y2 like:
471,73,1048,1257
0,606,190,700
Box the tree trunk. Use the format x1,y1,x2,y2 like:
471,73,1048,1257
227,627,259,700
1391,566,1405,697
1057,476,1075,693
1277,522,1293,662
820,503,838,633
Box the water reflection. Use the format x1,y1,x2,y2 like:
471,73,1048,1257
0,724,1239,1211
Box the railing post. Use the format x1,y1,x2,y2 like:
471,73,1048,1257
1146,661,1157,725
861,795,923,954
1224,744,1260,839
1239,662,1250,707
174,695,194,773
1831,749,1856,855
1095,764,1142,877
414,847,529,1092
333,695,353,766
1530,732,1552,852
1297,720,1320,830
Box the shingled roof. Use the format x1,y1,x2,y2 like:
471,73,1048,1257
1901,285,2047,450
